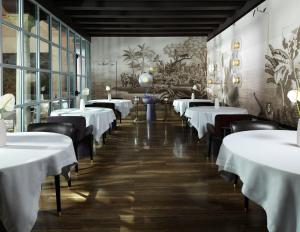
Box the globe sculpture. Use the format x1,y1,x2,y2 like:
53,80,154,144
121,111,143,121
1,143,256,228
139,72,154,122
139,72,153,88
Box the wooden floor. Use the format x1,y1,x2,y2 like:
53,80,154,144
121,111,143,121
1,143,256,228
34,121,267,232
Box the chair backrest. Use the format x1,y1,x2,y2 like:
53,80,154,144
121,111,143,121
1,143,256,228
47,116,86,141
27,122,77,148
231,120,279,133
214,114,253,137
189,102,214,107
85,102,116,110
112,97,123,99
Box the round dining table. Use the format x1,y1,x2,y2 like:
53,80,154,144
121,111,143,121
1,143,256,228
0,132,77,232
88,99,133,118
184,106,248,138
217,130,300,232
172,99,212,116
51,107,116,143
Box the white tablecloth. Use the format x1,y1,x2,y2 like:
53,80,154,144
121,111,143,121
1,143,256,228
184,106,248,138
50,108,116,143
88,99,133,118
0,132,76,232
173,99,212,116
217,130,300,232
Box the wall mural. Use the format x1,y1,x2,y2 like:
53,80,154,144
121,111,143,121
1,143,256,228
265,26,300,125
92,37,207,100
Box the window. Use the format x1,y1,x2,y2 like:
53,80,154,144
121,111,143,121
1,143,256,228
51,45,59,71
40,72,51,100
61,25,67,49
40,40,50,70
2,0,19,26
3,68,20,104
52,73,60,99
61,50,67,73
39,9,50,40
69,32,75,52
2,25,19,66
61,74,68,97
24,70,36,103
24,0,37,34
51,18,60,45
24,33,37,68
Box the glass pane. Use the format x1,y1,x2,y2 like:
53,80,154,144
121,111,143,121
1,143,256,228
61,49,67,73
24,33,36,68
61,75,68,97
24,106,38,131
24,0,37,33
40,40,50,70
2,25,19,65
51,100,60,111
40,102,50,122
69,52,75,74
2,0,19,26
24,70,36,103
81,77,86,90
70,74,75,96
52,46,59,71
2,107,17,132
69,31,75,52
77,56,81,75
51,18,60,45
61,99,69,109
81,40,86,57
61,25,67,49
3,68,21,104
82,58,86,76
40,72,51,100
39,9,50,40
77,75,81,92
52,73,60,99
75,35,81,55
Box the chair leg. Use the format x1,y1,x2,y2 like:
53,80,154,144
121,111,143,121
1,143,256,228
75,149,79,174
54,175,61,216
244,196,249,213
233,175,238,188
102,132,106,144
90,136,94,162
68,177,72,188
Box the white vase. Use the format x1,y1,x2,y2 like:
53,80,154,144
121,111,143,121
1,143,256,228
297,119,300,146
214,98,220,109
79,99,85,111
0,120,7,146
108,93,112,101
191,92,195,100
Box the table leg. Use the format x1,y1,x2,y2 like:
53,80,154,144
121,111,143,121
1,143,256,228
54,175,62,216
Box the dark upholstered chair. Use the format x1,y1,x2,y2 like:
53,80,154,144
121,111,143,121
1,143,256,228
47,116,94,162
206,114,253,157
86,102,121,125
230,120,279,212
27,122,78,215
189,102,214,107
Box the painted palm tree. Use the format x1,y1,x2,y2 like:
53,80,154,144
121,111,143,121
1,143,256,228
123,48,139,76
136,43,155,72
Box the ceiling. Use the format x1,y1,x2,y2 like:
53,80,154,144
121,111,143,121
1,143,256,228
36,0,265,40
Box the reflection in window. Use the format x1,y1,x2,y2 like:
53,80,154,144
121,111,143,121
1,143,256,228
82,58,86,76
52,45,60,71
40,40,50,70
52,73,60,99
61,25,67,49
61,50,68,73
69,32,75,52
51,100,61,111
24,70,36,103
3,68,20,104
2,0,19,26
51,19,60,45
2,24,19,65
77,56,81,75
40,72,51,100
69,52,76,74
24,0,36,33
39,9,50,40
61,75,68,98
24,33,36,68
39,102,50,122
75,35,81,55
70,74,75,96
81,40,86,57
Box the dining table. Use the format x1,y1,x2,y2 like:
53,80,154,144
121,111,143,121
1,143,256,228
184,106,248,138
50,107,116,143
217,130,300,232
172,99,213,116
88,99,133,118
0,132,77,232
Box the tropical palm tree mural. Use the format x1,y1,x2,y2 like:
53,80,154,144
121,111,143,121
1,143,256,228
265,26,300,124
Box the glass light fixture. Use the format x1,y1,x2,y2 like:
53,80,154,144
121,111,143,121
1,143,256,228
232,73,242,87
232,58,241,67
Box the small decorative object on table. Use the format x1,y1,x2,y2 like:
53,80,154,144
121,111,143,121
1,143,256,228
287,90,300,146
80,88,89,111
191,85,198,100
106,86,111,101
0,94,15,146
214,98,220,109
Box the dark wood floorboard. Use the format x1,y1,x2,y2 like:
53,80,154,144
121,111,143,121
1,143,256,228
33,121,267,232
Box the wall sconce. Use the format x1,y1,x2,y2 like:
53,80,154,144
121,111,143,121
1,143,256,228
232,73,242,87
232,40,242,51
232,58,241,67
207,79,213,84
